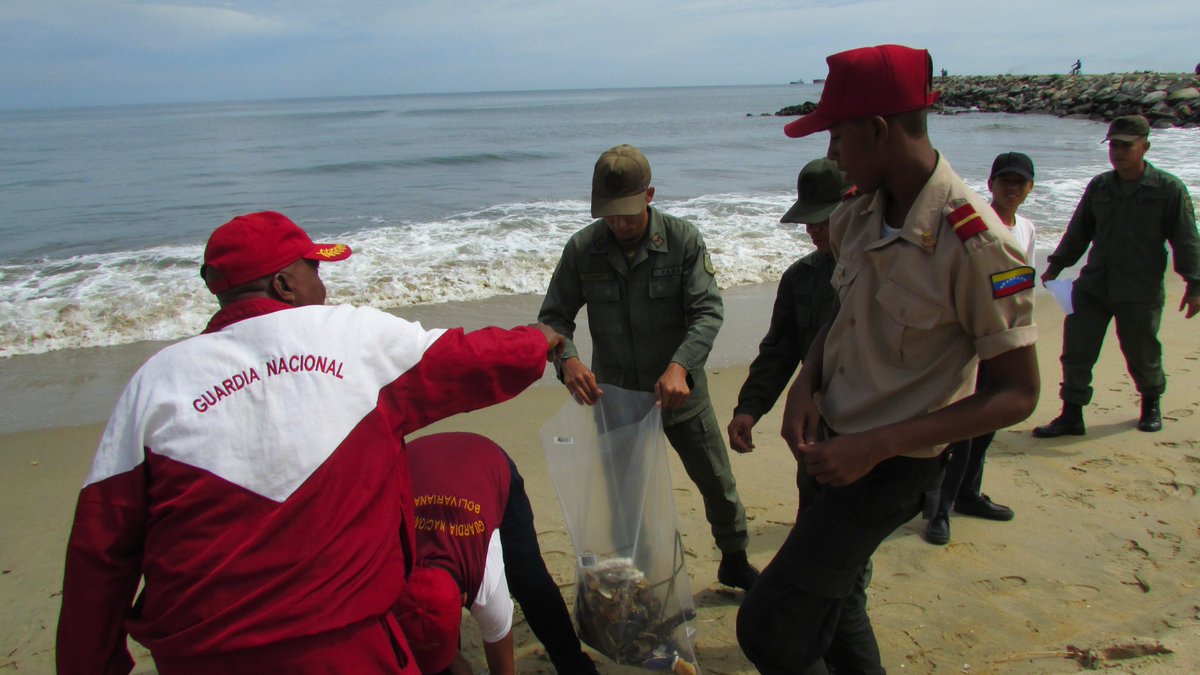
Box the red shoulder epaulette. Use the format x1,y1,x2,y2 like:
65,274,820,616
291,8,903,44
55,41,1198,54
948,203,987,243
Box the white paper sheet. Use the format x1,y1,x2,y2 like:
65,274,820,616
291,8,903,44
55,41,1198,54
1045,279,1074,314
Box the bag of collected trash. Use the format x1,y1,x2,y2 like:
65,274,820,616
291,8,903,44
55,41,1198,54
540,384,699,674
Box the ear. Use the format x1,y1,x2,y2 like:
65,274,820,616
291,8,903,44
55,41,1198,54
269,271,298,305
867,116,890,146
987,177,995,192
645,186,656,204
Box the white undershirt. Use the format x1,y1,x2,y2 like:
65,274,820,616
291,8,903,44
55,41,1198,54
1007,213,1036,269
468,529,514,643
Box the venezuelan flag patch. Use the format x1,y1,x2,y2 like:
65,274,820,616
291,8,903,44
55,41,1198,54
948,203,987,242
991,266,1035,298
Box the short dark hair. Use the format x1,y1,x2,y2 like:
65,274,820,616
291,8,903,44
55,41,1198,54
887,108,927,137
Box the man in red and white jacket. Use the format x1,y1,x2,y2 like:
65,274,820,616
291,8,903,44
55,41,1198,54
56,211,565,675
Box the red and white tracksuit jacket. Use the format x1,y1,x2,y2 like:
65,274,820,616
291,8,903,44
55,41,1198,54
56,298,548,674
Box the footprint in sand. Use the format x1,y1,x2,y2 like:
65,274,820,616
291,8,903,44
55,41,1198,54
1165,407,1193,420
871,601,926,624
1147,530,1184,558
1156,440,1200,450
974,576,1026,593
1060,583,1102,604
1125,540,1151,559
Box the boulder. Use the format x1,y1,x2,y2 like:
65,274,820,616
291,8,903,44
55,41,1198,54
1147,101,1177,118
1167,87,1199,103
1141,90,1168,105
777,73,1200,128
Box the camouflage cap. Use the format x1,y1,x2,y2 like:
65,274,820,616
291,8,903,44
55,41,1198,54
1104,115,1150,142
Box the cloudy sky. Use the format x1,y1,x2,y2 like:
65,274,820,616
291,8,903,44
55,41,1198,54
3,0,1197,109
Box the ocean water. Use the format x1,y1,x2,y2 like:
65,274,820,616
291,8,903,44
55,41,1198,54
2,85,1199,358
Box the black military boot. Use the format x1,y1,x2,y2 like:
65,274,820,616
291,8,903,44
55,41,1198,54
1032,402,1086,438
717,550,759,591
1137,396,1162,432
924,512,951,546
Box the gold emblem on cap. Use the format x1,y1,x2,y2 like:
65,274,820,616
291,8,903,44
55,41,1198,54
316,244,347,258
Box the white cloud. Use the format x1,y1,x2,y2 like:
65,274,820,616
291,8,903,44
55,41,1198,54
132,3,292,40
2,0,1199,108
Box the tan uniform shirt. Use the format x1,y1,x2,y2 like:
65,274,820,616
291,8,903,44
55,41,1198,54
820,154,1037,458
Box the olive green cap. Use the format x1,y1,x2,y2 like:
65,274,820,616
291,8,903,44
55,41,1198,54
780,158,855,224
591,144,651,218
1104,115,1149,142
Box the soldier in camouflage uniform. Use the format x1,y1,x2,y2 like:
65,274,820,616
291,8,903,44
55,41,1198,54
538,144,758,591
1034,115,1200,437
727,158,849,455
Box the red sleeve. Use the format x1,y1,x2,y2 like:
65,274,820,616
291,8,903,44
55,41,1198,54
57,467,148,675
385,325,547,435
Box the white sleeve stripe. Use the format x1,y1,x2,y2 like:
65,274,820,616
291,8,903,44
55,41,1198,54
469,529,513,643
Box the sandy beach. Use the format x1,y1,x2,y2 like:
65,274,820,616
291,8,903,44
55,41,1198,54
3,279,1198,674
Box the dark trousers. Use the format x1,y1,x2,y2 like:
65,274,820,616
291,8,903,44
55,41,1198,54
663,403,750,554
1060,288,1165,405
936,363,993,516
935,431,994,517
499,456,599,675
737,454,942,674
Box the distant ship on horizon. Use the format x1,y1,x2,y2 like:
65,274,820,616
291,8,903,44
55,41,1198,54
789,79,805,84
812,78,825,83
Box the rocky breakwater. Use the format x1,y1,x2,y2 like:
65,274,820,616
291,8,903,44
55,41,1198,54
774,73,1200,128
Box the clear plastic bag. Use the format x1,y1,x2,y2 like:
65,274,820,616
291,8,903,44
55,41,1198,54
540,384,700,674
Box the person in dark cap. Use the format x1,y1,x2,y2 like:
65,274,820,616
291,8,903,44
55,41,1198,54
727,158,852,455
538,144,759,591
57,211,565,675
1034,115,1200,438
735,45,1040,674
392,432,598,675
925,151,1038,545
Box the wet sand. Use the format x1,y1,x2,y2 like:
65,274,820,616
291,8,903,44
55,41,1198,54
2,280,1198,673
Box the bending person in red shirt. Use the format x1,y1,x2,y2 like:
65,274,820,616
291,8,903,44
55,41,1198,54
394,432,598,675
57,212,564,675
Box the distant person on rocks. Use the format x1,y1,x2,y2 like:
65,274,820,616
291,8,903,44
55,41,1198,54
1034,115,1200,438
57,211,566,675
925,151,1037,546
538,144,759,592
1069,59,1082,76
393,432,598,675
736,44,1039,675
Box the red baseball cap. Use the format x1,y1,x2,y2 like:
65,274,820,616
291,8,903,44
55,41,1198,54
200,211,352,294
784,45,941,139
392,566,463,673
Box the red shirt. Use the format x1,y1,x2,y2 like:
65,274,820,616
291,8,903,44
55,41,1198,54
406,432,511,605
